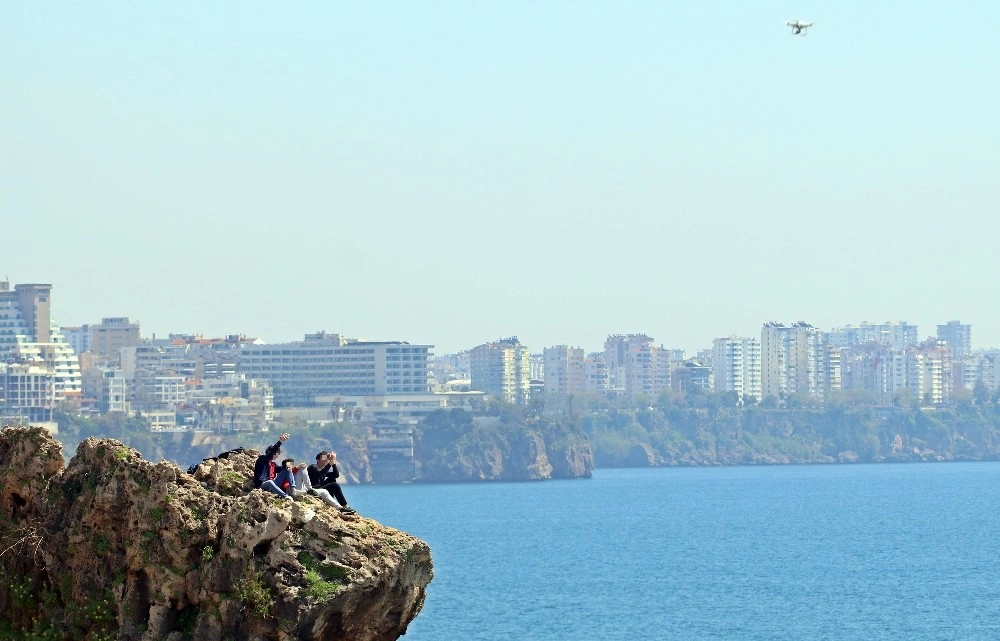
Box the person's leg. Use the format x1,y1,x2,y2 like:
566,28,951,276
326,482,349,507
313,488,339,508
260,480,291,499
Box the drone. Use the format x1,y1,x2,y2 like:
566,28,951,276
787,20,814,35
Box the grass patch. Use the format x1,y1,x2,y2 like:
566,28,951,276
304,571,340,599
234,564,271,619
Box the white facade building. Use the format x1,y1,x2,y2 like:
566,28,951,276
469,337,531,404
238,331,432,407
761,322,834,403
712,336,762,403
0,282,82,400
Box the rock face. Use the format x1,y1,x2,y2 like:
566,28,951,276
0,426,433,641
417,428,593,482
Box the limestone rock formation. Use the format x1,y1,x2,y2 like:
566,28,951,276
0,426,433,641
417,426,593,482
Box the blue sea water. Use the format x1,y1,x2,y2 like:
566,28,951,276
349,464,1000,640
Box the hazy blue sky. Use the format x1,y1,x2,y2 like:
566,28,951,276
3,3,998,355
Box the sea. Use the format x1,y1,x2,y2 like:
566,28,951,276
349,463,1000,641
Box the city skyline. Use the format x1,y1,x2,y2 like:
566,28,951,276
4,278,988,357
4,3,998,356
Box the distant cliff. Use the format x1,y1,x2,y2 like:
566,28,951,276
586,404,1000,467
414,409,593,482
0,426,432,641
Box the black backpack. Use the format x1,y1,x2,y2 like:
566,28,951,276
187,447,247,474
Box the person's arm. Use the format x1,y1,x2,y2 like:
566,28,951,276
315,464,340,490
264,432,291,457
253,458,269,487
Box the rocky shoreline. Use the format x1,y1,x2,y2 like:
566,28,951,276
0,426,433,641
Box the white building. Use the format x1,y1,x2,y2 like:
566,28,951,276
0,362,56,423
907,342,950,405
238,331,433,407
761,322,831,403
81,367,129,414
0,282,82,400
583,353,609,394
712,336,762,403
469,337,531,404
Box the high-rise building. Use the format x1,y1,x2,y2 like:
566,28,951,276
712,336,762,403
0,281,81,400
622,344,672,400
542,345,586,397
583,353,609,394
469,337,531,404
604,334,654,390
761,322,837,403
907,341,950,405
937,320,972,360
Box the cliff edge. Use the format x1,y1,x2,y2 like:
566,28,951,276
0,426,433,641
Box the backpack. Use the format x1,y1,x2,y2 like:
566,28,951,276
186,447,248,474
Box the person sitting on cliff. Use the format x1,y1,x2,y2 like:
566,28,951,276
283,458,349,510
252,432,294,500
307,451,356,514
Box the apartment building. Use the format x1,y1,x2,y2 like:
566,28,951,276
827,321,919,350
543,345,587,397
937,320,972,360
712,336,762,403
81,367,129,414
469,337,531,404
761,322,830,402
583,353,609,394
604,334,654,391
672,360,712,394
622,343,672,401
907,341,950,405
0,362,56,423
89,317,141,362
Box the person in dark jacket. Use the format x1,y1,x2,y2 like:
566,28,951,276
253,432,293,500
307,451,355,514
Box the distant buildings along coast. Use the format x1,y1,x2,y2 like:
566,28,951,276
0,279,996,438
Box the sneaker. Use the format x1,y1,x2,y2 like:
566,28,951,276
283,494,294,501
339,506,357,515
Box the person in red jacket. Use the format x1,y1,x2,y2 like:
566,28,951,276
252,432,293,500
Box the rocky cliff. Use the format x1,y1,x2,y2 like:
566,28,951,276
0,426,432,641
417,425,593,482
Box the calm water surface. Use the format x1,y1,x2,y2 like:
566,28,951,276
349,464,1000,640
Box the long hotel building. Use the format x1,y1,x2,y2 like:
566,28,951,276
237,331,432,407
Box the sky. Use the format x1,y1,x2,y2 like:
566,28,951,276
2,2,998,355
